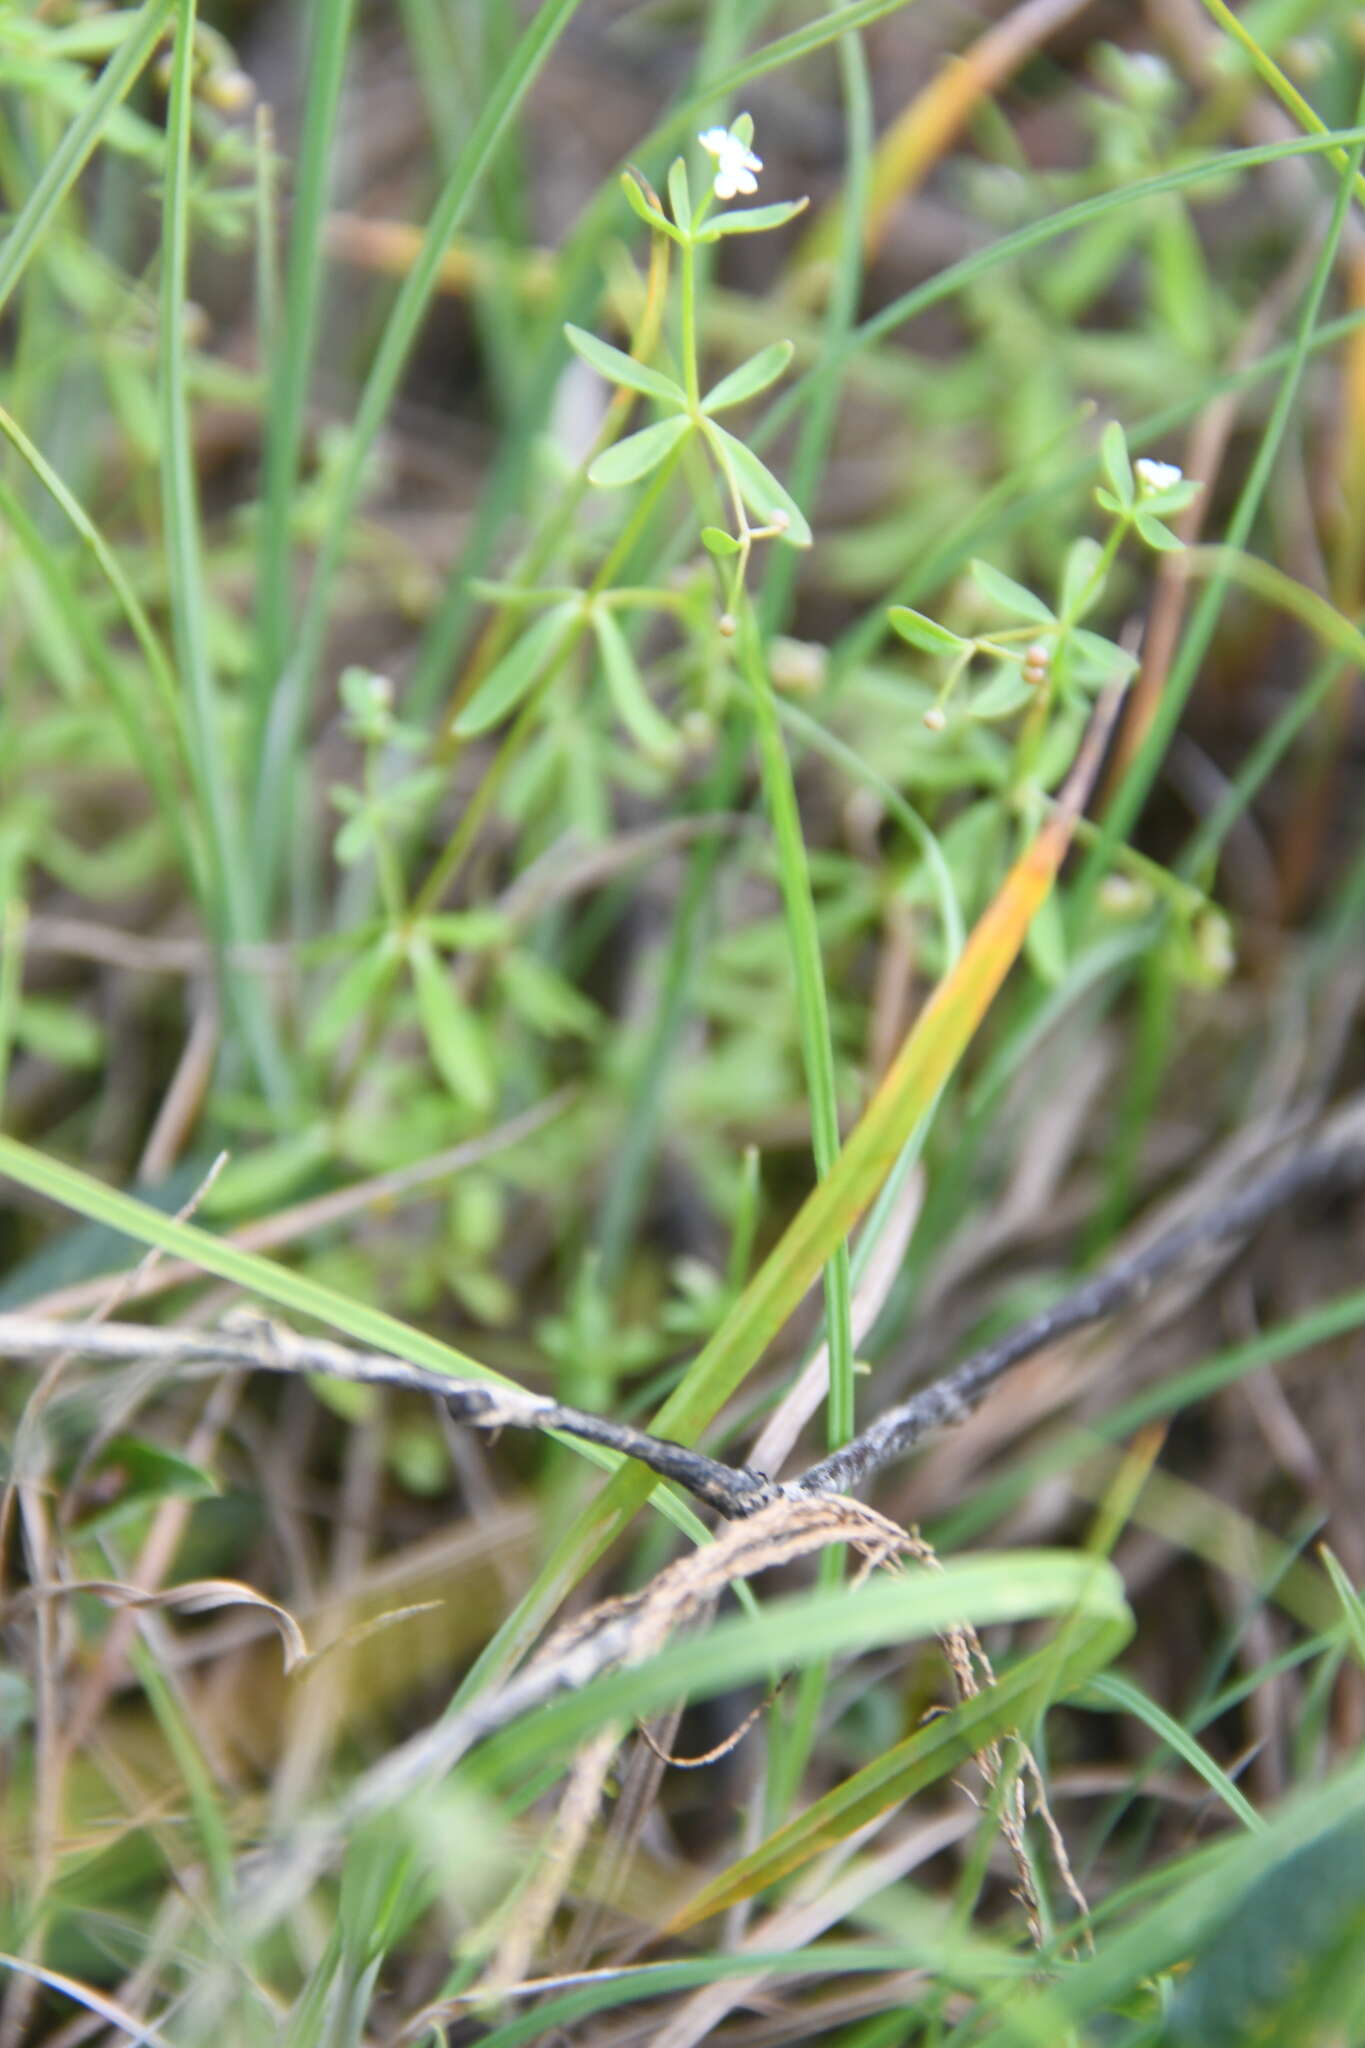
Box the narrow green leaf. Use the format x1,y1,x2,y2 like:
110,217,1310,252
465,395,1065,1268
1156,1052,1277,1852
455,602,576,736
89,1435,219,1508
969,559,1055,623
202,1128,333,1220
969,665,1034,721
620,170,674,236
472,1555,1129,1786
666,156,692,234
1060,536,1104,620
408,933,494,1112
1134,509,1184,552
563,323,686,407
1151,197,1215,361
698,197,810,240
15,998,103,1069
592,608,681,760
1321,1546,1365,1671
498,952,601,1041
1099,419,1134,508
1083,1672,1263,1832
701,339,794,414
306,940,401,1057
587,412,692,488
888,606,967,656
669,1595,1132,1928
421,911,511,949
1024,885,1066,986
0,0,174,319
1070,629,1139,682
701,526,741,557
704,421,812,546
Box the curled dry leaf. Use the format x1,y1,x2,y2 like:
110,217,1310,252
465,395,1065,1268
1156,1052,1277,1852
24,1576,308,1672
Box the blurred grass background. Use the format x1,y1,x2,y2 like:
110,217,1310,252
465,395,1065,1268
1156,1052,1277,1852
2,1,1365,2042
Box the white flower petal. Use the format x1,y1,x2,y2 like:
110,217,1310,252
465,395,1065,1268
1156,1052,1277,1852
1135,457,1183,491
698,122,764,201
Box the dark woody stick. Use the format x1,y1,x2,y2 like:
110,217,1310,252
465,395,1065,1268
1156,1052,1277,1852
1,1105,1362,1518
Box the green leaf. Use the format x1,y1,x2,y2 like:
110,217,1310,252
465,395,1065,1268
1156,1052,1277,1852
1168,1816,1365,2048
455,602,576,737
698,197,810,240
701,340,794,414
1141,477,1203,516
1070,629,1139,683
587,413,692,489
701,526,741,557
619,169,674,237
306,938,400,1057
969,665,1034,721
421,910,511,950
388,1421,451,1496
704,421,811,546
1059,535,1104,621
1024,883,1066,985
1100,419,1134,509
408,933,494,1112
15,997,102,1068
203,1128,333,1219
888,606,967,656
666,156,692,234
91,1435,220,1507
498,951,601,1041
563,323,686,408
473,1554,1130,1789
1321,1546,1365,1671
969,559,1054,623
1151,197,1215,361
1134,509,1184,552
592,607,681,760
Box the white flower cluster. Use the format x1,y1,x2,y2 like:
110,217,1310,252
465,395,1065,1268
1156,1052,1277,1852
1135,457,1183,492
698,120,763,201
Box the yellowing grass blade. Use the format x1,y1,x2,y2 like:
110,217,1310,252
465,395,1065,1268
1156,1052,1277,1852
667,1605,1132,1931
462,689,1123,1686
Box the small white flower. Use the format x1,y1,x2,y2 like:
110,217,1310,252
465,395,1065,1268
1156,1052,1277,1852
1135,457,1183,493
698,121,763,202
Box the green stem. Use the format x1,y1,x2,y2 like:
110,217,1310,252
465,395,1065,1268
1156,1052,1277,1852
739,606,854,1452
680,234,702,411
162,0,289,1101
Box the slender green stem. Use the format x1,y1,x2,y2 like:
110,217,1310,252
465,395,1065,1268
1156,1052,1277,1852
251,0,358,766
0,0,174,320
250,0,585,914
161,0,289,1101
680,236,701,410
740,608,854,1450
